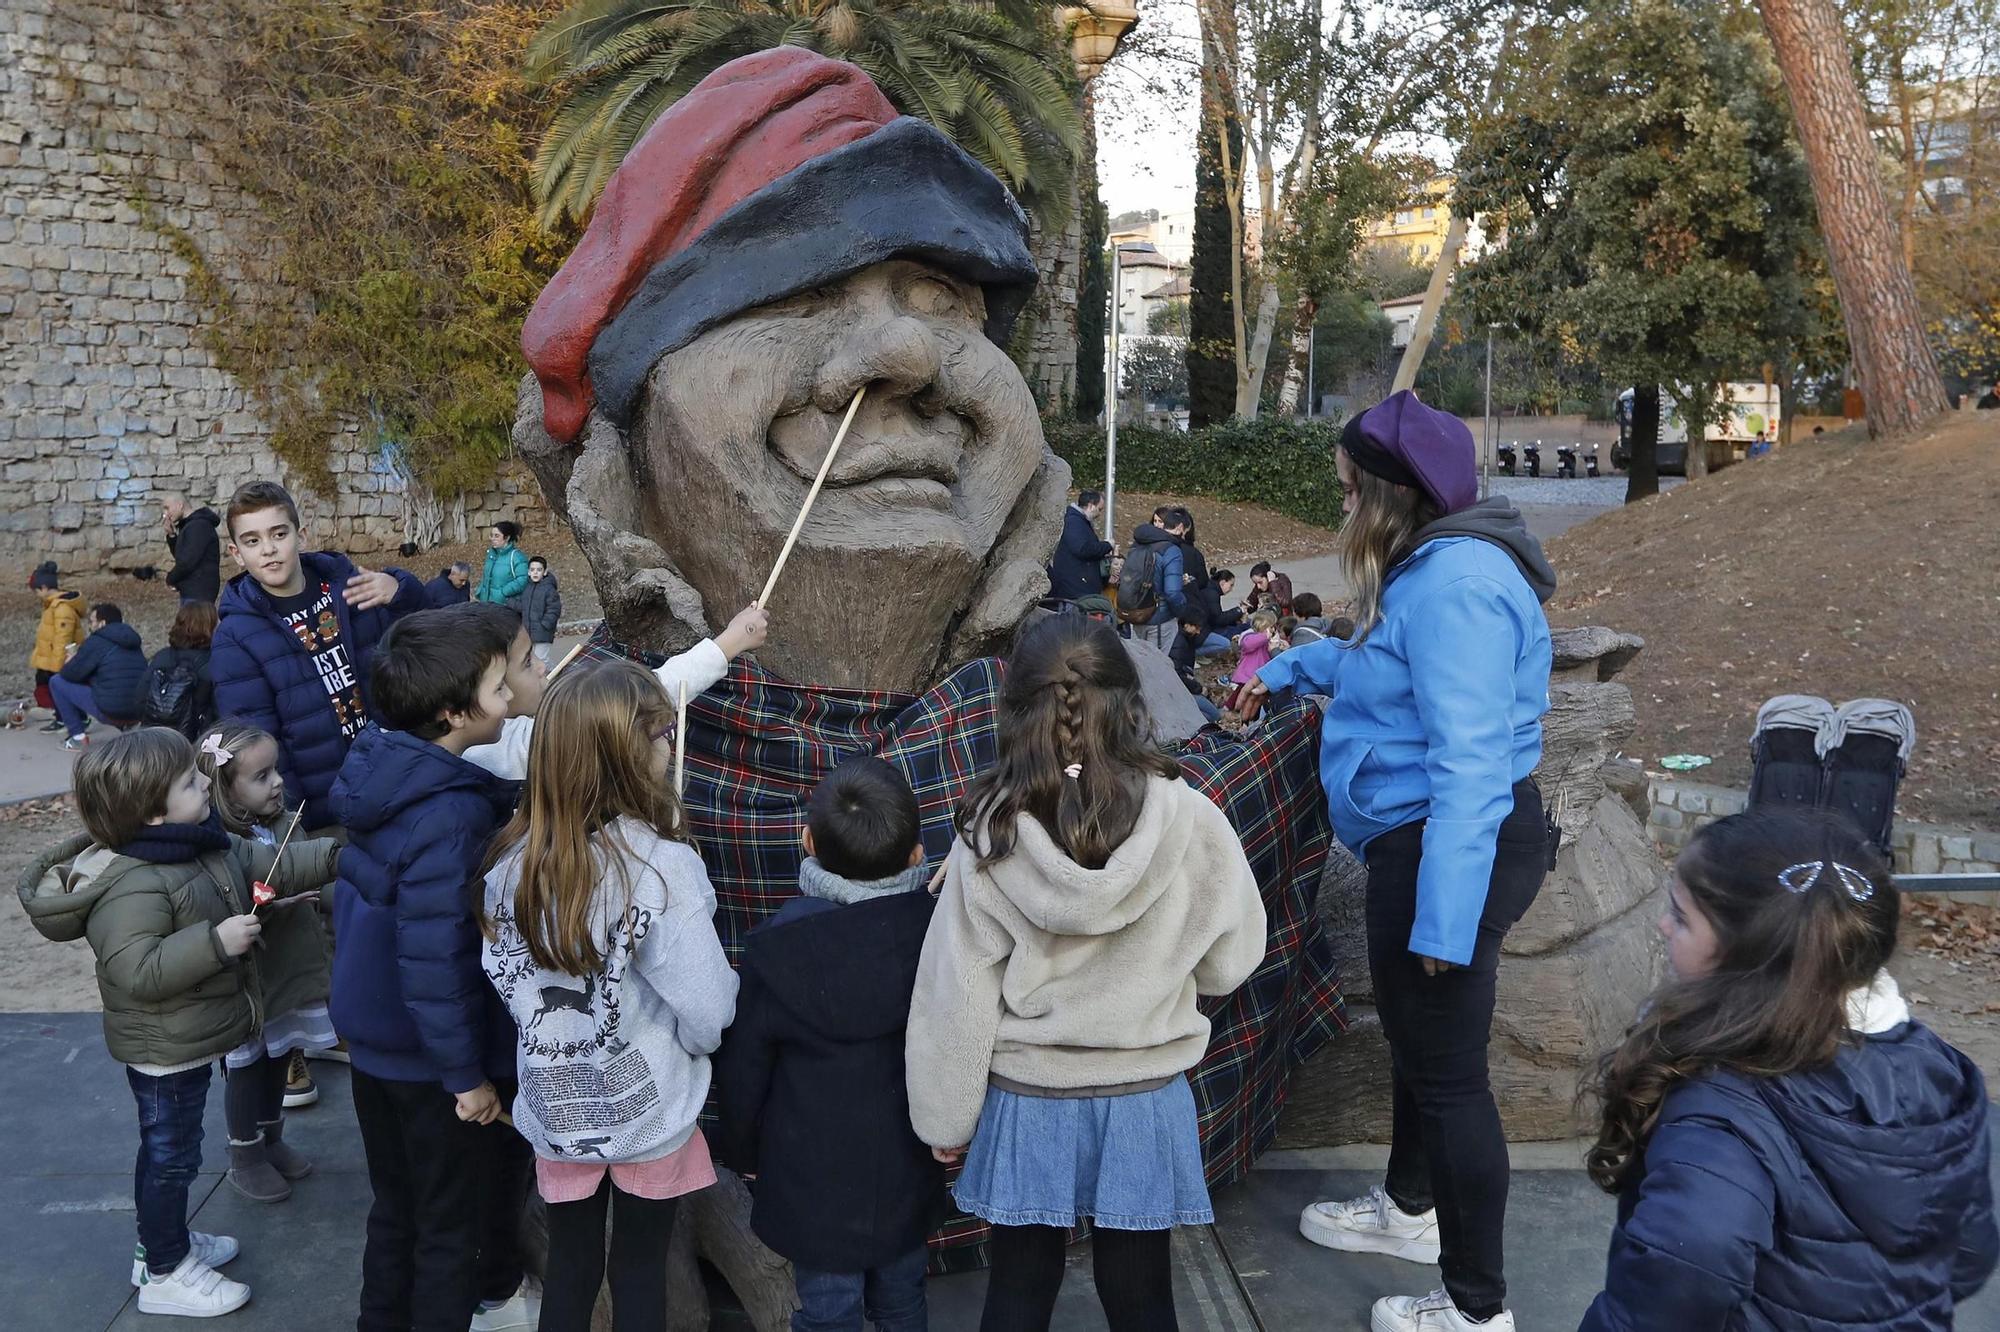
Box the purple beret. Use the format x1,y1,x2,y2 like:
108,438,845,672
1340,390,1477,515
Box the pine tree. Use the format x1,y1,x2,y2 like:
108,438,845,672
1187,71,1241,428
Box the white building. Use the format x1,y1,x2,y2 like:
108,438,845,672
1110,243,1184,338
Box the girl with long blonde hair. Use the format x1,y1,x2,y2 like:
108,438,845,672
480,659,737,1332
1246,391,1559,1332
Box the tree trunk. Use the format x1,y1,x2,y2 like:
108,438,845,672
1239,280,1282,416
1758,0,1949,437
1625,384,1660,503
1187,24,1242,429
1277,296,1316,414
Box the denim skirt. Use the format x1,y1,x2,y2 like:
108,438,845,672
952,1075,1213,1231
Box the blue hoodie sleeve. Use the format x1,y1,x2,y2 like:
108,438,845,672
1158,543,1189,617
1258,637,1344,697
1404,576,1525,964
1579,1113,1774,1332
393,809,495,1094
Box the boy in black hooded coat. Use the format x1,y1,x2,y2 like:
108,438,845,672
717,757,944,1328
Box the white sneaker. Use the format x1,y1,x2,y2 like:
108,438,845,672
469,1281,542,1331
1372,1287,1514,1332
134,1253,251,1317
131,1232,241,1287
1300,1185,1441,1264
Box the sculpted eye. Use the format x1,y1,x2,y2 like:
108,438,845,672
904,275,965,318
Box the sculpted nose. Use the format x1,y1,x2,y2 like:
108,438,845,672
813,315,942,412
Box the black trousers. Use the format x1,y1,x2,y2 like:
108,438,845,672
979,1223,1176,1332
350,1070,532,1332
541,1178,681,1332
1365,779,1549,1318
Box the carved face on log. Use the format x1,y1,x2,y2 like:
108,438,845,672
513,49,1068,692
620,259,1056,688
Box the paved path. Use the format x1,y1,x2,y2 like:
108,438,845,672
6,1013,1996,1331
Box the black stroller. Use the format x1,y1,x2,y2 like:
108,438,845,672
1747,695,1917,857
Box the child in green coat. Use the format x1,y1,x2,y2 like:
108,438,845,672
18,728,339,1318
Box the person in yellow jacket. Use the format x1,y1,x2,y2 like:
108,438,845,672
29,562,85,727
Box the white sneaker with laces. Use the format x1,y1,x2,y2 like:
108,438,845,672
1300,1185,1441,1264
134,1252,251,1318
131,1232,240,1288
469,1279,542,1331
1371,1287,1514,1332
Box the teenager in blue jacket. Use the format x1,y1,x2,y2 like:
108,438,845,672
210,482,428,831
1247,391,1557,1332
1582,812,1995,1332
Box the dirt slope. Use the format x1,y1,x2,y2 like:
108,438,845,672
1546,411,2000,825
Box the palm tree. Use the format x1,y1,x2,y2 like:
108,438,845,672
527,0,1084,231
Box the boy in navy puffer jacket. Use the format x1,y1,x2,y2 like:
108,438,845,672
210,481,428,831
327,608,536,1332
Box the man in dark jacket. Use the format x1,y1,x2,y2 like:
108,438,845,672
519,557,563,664
161,495,222,605
211,481,428,830
51,603,147,747
1195,568,1246,651
717,757,943,1329
424,563,472,608
328,609,532,1332
1047,489,1114,601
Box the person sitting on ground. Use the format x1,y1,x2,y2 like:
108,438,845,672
140,602,218,741
1288,593,1333,646
53,603,147,750
30,560,84,728
424,562,473,609
19,728,340,1317
1243,562,1294,616
1227,610,1281,714
210,480,428,831
1196,568,1246,652
477,522,530,607
718,757,944,1331
1169,614,1225,724
519,556,563,665
1580,811,1997,1330
1048,488,1115,601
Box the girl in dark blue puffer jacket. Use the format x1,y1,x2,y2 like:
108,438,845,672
1582,811,1997,1332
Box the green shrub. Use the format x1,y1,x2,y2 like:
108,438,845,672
1044,414,1347,528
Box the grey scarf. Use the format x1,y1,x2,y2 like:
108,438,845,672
797,856,929,906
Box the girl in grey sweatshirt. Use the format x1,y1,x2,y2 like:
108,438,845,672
905,615,1266,1329
480,659,737,1332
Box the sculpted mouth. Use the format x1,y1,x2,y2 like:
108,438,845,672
767,401,968,508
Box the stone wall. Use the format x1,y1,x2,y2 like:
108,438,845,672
1645,776,2000,884
0,0,534,575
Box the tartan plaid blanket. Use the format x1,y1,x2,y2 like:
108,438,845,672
581,629,1348,1252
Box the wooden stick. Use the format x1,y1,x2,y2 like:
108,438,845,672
755,386,867,609
673,681,689,797
545,640,586,682
269,803,305,864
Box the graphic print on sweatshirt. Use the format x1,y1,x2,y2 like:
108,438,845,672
270,582,366,738
485,894,663,1155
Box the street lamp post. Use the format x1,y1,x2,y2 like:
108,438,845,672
1105,246,1121,542
1482,324,1496,500
1306,322,1316,418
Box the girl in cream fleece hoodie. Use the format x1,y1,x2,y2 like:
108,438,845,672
906,614,1267,1330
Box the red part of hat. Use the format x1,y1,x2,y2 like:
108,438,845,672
522,48,898,443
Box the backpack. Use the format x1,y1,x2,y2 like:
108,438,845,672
1117,542,1163,625
142,657,204,740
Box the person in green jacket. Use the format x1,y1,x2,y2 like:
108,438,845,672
476,521,529,608
18,728,339,1319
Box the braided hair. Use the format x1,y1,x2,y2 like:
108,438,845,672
956,612,1181,870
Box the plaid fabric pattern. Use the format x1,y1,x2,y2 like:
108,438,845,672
579,629,1347,1254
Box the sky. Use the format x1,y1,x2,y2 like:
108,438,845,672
1090,2,1202,218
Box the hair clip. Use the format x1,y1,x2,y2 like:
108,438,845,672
199,733,232,767
1778,860,1875,903
1063,763,1082,780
